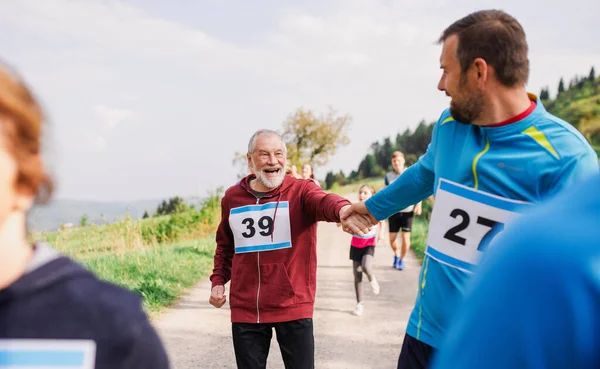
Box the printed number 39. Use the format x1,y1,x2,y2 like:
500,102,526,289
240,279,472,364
443,208,504,251
241,216,274,238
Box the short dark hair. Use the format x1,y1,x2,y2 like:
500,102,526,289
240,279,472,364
392,151,404,159
438,9,529,87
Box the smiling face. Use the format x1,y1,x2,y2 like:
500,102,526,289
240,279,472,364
437,34,484,124
301,164,313,179
247,132,287,191
391,155,405,173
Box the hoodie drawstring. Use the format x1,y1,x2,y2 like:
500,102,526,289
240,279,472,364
270,193,282,242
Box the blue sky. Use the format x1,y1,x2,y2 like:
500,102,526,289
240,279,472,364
0,0,597,201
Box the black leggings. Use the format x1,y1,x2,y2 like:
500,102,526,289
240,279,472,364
353,254,375,303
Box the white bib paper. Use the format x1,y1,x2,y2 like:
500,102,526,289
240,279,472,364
0,339,96,368
229,201,292,254
426,179,530,273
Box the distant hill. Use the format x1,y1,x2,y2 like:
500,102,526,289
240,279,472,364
541,67,599,150
27,196,203,232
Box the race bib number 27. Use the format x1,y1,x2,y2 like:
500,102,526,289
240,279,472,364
426,179,530,273
229,201,292,254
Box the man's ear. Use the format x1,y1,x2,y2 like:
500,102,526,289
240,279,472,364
472,57,488,88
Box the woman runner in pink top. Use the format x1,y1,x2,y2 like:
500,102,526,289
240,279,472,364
349,184,383,316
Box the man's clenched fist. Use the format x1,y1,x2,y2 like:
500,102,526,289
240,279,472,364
209,285,226,308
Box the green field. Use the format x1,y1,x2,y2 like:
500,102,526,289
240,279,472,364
81,237,215,314
34,196,221,317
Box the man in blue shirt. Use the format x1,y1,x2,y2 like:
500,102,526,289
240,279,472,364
384,151,422,270
431,173,600,369
340,9,599,369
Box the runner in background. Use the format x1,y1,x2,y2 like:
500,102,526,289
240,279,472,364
349,184,383,316
291,164,301,178
384,151,422,270
302,163,321,187
0,64,170,368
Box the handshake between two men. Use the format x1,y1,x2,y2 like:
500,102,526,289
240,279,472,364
338,202,379,237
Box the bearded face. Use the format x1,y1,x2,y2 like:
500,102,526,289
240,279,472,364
247,133,287,190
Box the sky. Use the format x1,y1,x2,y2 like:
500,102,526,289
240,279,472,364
0,0,597,202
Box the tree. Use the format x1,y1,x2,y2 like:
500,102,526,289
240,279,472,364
281,106,352,167
232,151,251,180
324,171,336,189
378,137,394,170
335,170,346,186
358,154,378,178
155,196,188,216
142,211,150,219
539,87,550,100
590,66,596,81
156,200,168,215
80,214,88,227
558,77,565,95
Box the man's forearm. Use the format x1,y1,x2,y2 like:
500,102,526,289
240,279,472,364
365,164,434,220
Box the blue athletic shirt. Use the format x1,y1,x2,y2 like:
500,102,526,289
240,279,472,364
364,94,599,348
431,173,600,369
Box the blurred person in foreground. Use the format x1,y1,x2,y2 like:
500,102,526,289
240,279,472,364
0,64,170,368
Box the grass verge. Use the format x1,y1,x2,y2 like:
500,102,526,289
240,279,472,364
79,236,216,316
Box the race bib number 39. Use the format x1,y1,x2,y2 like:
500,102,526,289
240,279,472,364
426,179,530,273
0,339,96,368
229,201,292,254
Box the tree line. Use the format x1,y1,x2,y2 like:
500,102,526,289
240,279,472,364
324,120,434,190
539,66,596,100
142,196,189,219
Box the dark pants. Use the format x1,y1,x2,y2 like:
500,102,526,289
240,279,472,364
232,318,314,369
397,333,436,369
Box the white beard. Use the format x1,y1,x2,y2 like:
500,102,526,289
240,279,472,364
252,161,285,189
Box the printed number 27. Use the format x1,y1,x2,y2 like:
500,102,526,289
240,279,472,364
443,208,504,251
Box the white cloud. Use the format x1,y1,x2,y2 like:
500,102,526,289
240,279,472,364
2,0,218,59
1,0,597,201
94,136,106,152
93,105,138,129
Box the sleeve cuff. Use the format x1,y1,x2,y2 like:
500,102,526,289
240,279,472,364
210,276,225,288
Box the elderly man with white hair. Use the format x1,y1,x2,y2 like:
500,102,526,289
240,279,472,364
209,129,371,369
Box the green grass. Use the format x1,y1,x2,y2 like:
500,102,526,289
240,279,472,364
409,217,429,263
80,237,216,314
33,194,222,317
327,176,386,195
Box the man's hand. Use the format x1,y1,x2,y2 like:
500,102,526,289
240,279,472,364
339,203,378,236
209,285,227,308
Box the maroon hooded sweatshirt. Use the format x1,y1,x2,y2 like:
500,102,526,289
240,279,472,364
210,174,351,324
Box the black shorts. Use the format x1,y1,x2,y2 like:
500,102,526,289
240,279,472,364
349,246,375,262
388,211,414,233
397,333,436,369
